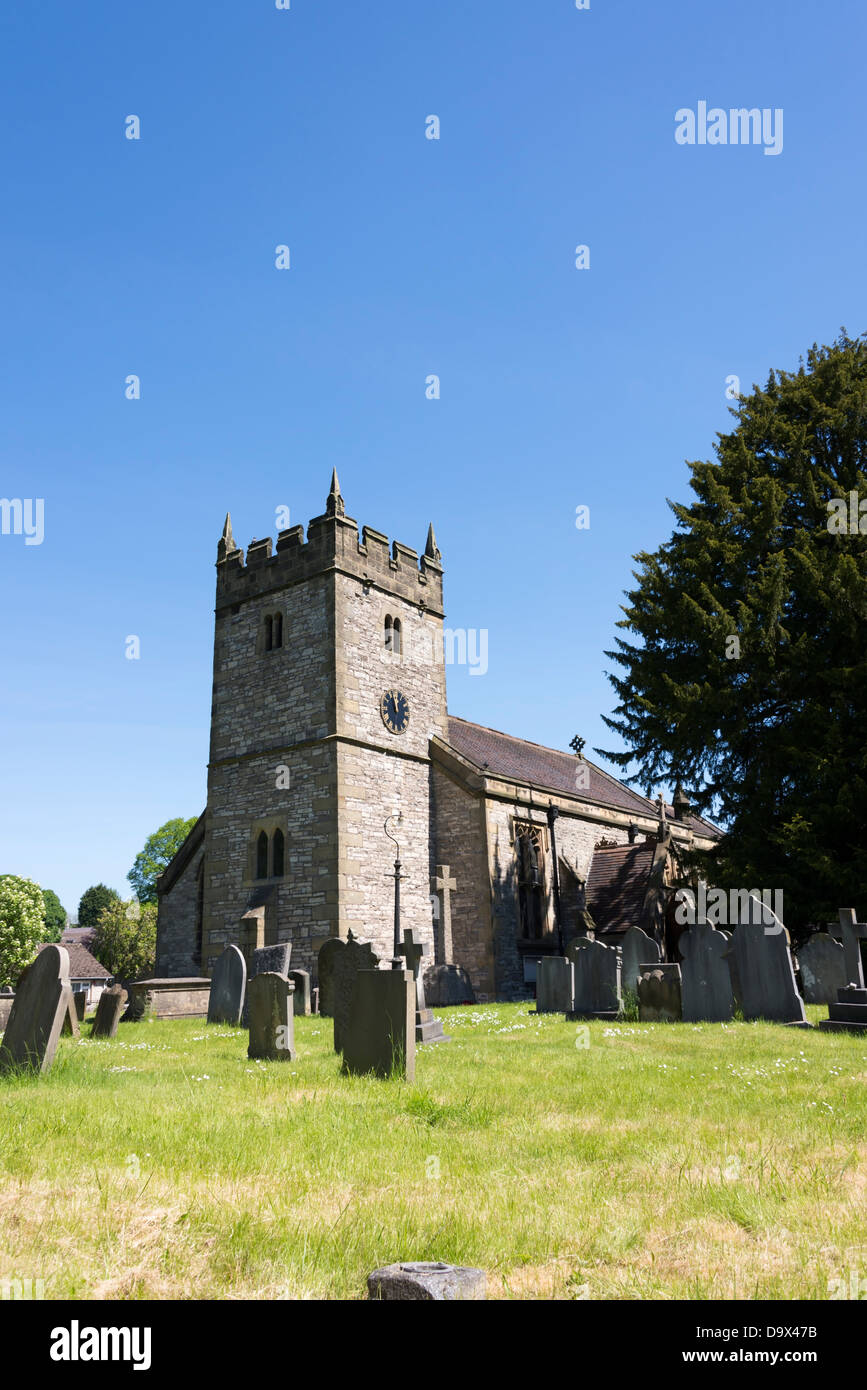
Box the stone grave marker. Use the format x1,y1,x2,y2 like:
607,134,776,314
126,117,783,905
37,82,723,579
620,925,661,997
535,956,574,1014
797,933,846,1006
638,963,682,1022
208,944,247,1025
247,973,296,1061
725,895,807,1024
61,988,80,1038
836,909,867,989
680,920,734,1022
251,943,292,979
319,933,381,1053
73,990,87,1022
423,963,475,1007
399,930,448,1045
341,967,415,1081
91,985,128,1040
0,945,73,1075
568,938,621,1018
288,969,312,1017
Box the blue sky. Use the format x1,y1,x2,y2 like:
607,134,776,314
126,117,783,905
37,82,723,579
1,0,865,917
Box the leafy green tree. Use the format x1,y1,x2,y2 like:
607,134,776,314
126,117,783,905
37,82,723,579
41,889,67,942
91,900,157,981
0,876,46,988
601,332,867,930
127,817,198,904
78,883,121,929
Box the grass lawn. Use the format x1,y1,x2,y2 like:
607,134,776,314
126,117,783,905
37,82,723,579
0,1003,864,1300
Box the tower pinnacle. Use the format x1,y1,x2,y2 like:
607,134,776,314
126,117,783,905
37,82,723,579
326,469,345,518
217,512,238,562
424,522,441,562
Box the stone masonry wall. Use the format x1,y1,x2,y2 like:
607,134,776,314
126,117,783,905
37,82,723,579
156,846,204,977
431,763,495,998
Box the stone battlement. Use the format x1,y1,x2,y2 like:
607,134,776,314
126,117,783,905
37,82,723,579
215,471,444,615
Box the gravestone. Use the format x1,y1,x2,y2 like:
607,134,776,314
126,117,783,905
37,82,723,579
725,896,807,1025
423,963,476,1008
251,943,292,979
798,933,846,1006
73,990,87,1022
638,963,682,1022
368,1262,486,1300
91,985,128,1040
288,969,312,1017
399,930,449,1045
341,968,415,1081
620,926,661,996
568,938,621,1018
836,909,867,988
0,945,72,1075
680,921,734,1022
247,973,296,1061
208,945,247,1025
321,933,382,1053
535,956,574,1014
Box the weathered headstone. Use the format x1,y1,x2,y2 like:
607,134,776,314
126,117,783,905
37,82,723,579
91,985,128,1040
638,963,682,1022
536,956,574,1014
208,944,247,1025
251,943,292,979
0,945,72,1075
320,933,382,1053
836,909,867,989
725,896,807,1025
423,963,476,1008
568,938,621,1018
73,990,87,1022
288,969,312,1017
368,1262,486,1300
620,926,661,996
341,967,415,1081
247,972,296,1061
680,921,734,1022
399,930,449,1045
798,933,846,1006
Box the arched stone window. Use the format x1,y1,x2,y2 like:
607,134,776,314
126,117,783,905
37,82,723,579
392,617,402,657
384,615,394,652
273,613,283,649
256,831,269,880
264,615,273,652
272,828,285,878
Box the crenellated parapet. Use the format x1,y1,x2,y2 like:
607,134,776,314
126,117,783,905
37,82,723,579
215,471,444,615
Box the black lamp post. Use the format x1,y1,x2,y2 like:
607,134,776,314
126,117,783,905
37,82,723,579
546,803,565,955
384,813,405,967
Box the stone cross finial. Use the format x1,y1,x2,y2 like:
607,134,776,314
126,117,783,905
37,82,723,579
326,467,345,518
431,865,457,964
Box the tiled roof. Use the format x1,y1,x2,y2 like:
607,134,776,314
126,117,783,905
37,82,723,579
586,842,655,934
446,717,720,838
39,941,112,981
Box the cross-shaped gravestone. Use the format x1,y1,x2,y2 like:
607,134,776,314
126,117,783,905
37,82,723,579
837,909,867,989
431,865,456,965
399,929,428,1011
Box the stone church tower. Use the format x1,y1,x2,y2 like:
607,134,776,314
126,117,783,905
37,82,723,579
156,473,721,1000
156,473,448,976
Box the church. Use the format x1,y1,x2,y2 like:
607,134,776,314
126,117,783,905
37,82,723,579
155,474,720,1001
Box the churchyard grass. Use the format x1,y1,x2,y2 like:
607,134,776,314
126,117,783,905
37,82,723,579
0,1004,864,1300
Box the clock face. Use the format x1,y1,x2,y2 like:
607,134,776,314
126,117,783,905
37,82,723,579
380,689,410,734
